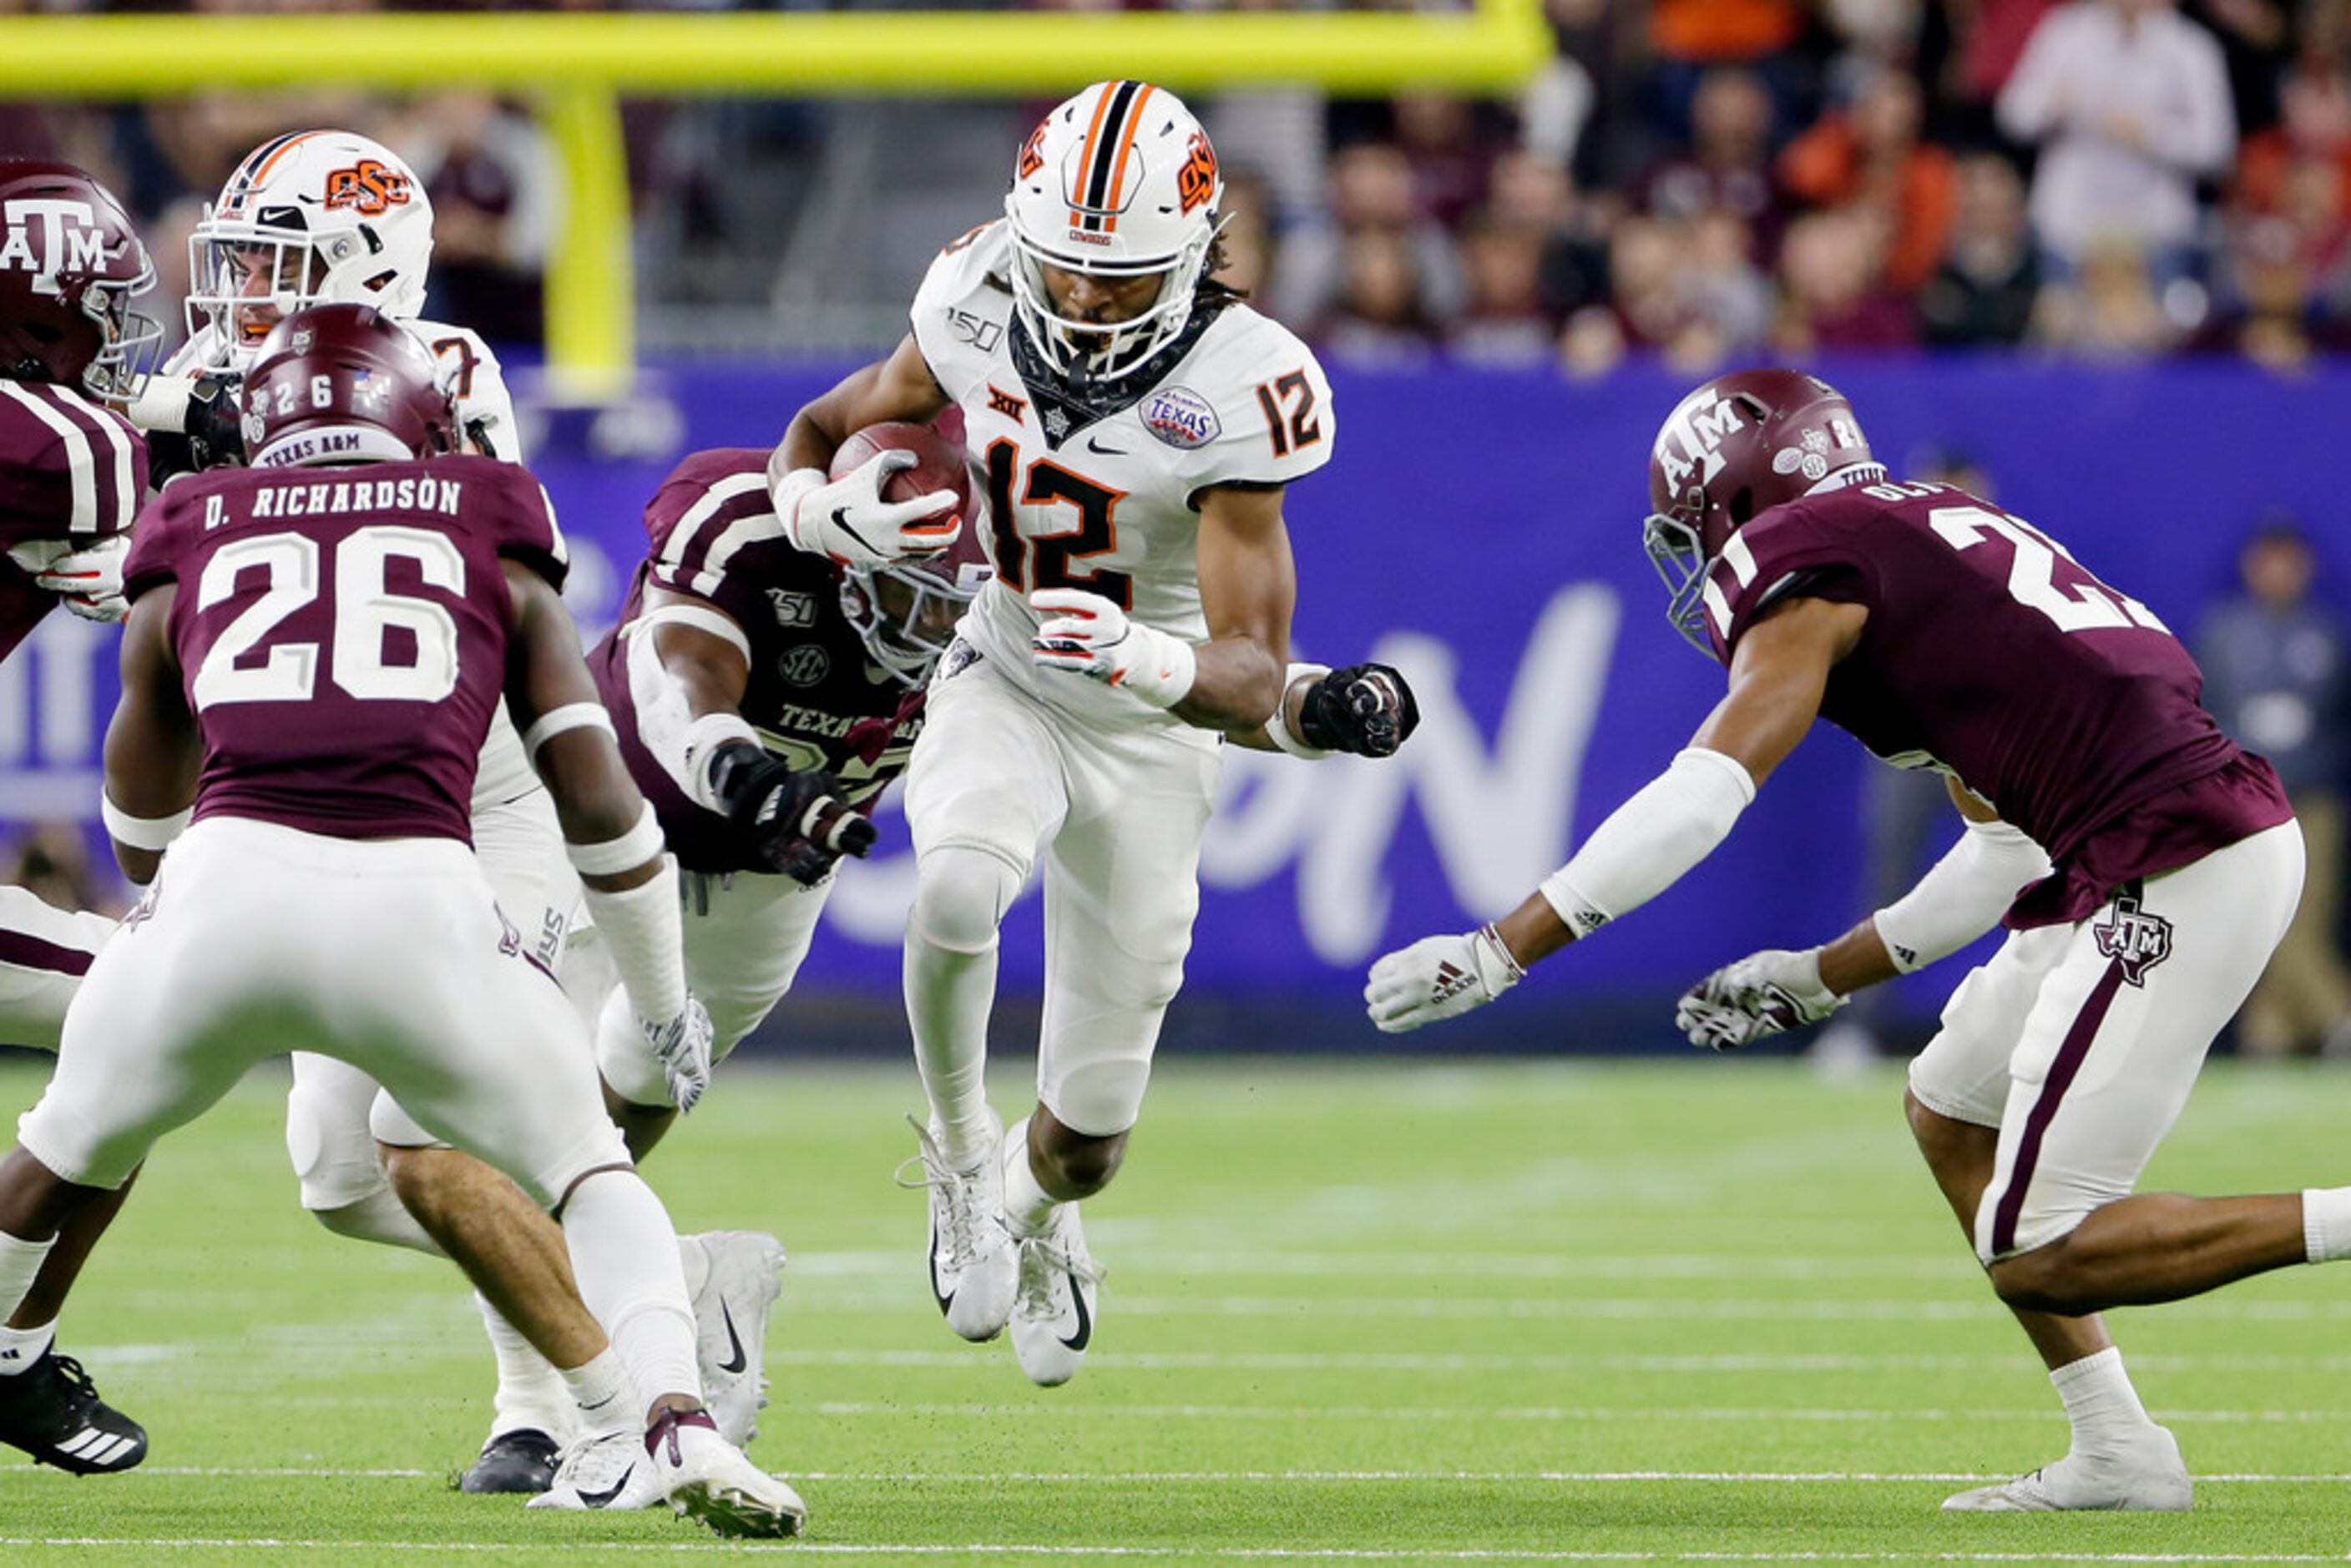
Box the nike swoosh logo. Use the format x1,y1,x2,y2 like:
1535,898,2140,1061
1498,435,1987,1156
578,1463,636,1509
1085,438,1127,456
1058,1269,1093,1352
716,1302,749,1375
928,1214,957,1316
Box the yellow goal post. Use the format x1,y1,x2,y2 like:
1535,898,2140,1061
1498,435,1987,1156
0,5,1550,399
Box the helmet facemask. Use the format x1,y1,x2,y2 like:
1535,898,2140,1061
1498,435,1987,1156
1005,212,1216,382
1642,505,1714,655
840,558,983,688
73,260,161,405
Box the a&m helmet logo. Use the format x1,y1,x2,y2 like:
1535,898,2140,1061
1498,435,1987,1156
323,159,412,217
1652,387,1748,494
0,198,109,295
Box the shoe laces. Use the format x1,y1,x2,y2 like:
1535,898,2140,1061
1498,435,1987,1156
1015,1227,1103,1317
43,1354,103,1419
894,1114,995,1270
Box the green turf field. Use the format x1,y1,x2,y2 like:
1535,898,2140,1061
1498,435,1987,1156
0,1054,2347,1563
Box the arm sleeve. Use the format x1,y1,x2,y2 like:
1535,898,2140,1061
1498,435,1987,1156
1873,817,2054,972
490,466,569,591
1995,10,2073,144
1537,747,1757,935
1188,325,1337,494
2142,31,2237,176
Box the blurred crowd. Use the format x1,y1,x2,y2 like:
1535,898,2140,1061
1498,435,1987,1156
11,0,2351,370
1211,0,2351,373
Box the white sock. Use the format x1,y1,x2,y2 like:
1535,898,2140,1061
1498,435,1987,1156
905,929,1000,1169
1003,1117,1059,1238
676,1232,712,1301
2050,1346,2157,1454
557,1348,636,1437
560,1170,699,1413
2303,1187,2351,1262
474,1292,572,1439
0,1230,56,1370
0,1318,56,1377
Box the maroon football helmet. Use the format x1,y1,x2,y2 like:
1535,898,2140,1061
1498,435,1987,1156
0,158,160,402
840,514,993,688
1642,368,1885,650
241,303,457,468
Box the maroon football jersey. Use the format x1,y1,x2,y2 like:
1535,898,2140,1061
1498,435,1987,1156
588,448,925,875
123,454,567,844
0,379,146,661
1703,479,2291,925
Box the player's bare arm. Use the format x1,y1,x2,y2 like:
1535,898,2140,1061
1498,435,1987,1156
776,335,951,473
642,584,751,721
1175,481,1293,730
100,587,198,887
503,561,660,893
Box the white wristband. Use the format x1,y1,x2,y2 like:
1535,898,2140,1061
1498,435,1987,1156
519,701,615,760
1265,662,1333,760
101,792,191,852
766,464,826,553
566,802,665,878
684,713,762,813
1536,747,1756,937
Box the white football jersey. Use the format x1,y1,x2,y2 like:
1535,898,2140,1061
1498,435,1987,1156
164,319,536,811
911,220,1334,729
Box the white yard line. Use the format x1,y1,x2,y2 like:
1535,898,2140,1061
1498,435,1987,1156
107,1466,2351,1485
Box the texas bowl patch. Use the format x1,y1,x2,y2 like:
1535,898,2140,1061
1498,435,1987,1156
1142,387,1220,450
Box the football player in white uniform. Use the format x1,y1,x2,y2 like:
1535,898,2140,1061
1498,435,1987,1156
105,130,784,1493
770,81,1416,1386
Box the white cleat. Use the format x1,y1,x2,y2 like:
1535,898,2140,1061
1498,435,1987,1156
689,1230,786,1447
526,1425,665,1513
1943,1428,2192,1512
647,1407,807,1539
1009,1198,1102,1388
897,1112,1017,1342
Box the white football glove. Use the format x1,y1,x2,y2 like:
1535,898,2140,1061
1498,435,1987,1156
1675,946,1847,1051
1029,587,1199,708
8,536,129,623
640,995,717,1113
770,449,960,571
1364,924,1524,1034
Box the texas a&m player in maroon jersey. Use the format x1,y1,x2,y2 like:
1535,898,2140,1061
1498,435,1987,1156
0,158,157,1053
0,156,159,1476
1370,369,2341,1514
0,306,803,1534
579,444,974,1149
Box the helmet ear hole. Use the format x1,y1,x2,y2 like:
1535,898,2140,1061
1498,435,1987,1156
1727,487,1756,528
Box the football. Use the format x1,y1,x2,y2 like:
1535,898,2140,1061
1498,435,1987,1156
828,421,972,533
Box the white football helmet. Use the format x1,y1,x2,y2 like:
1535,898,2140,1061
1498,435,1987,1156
1004,80,1225,382
185,130,435,370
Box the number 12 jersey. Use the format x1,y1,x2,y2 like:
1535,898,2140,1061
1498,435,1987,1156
910,219,1334,728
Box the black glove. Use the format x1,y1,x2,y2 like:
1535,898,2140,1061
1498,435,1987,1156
147,372,246,484
706,741,877,886
1298,662,1419,758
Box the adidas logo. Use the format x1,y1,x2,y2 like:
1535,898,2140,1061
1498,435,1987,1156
1430,961,1475,1004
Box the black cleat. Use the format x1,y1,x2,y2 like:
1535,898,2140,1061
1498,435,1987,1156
0,1352,148,1474
460,1427,562,1495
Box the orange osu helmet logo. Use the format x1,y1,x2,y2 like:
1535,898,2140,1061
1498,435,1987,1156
322,159,412,218
1176,131,1218,216
1017,125,1048,182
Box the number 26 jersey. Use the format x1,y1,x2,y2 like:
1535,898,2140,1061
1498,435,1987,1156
911,219,1334,727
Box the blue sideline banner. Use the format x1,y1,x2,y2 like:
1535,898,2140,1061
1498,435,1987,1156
4,360,2339,1045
